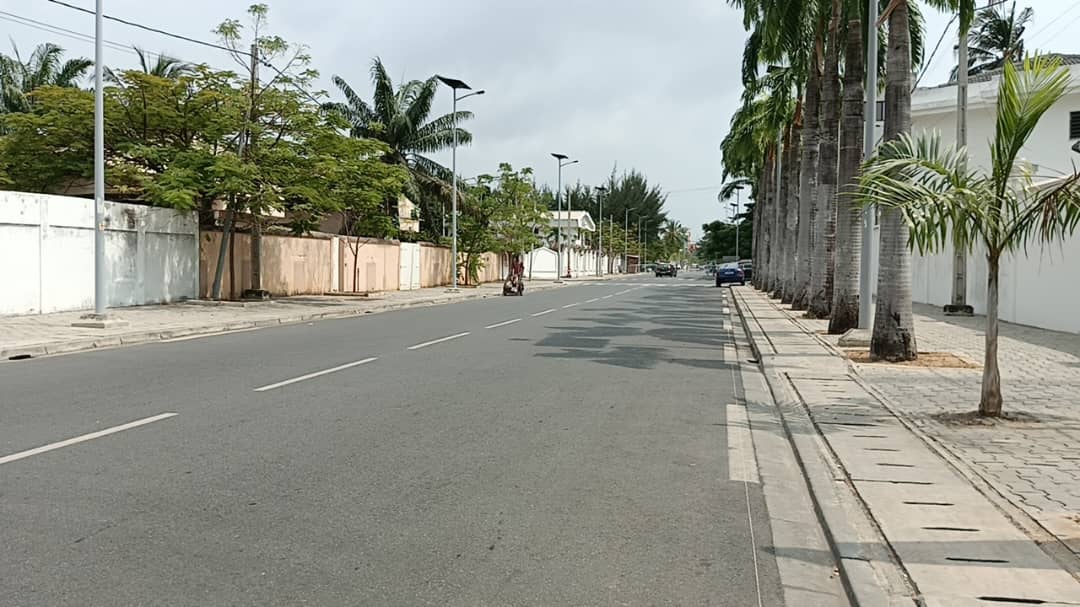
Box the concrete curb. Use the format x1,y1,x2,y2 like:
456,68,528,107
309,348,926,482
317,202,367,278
764,295,1080,582
0,277,623,362
730,287,917,607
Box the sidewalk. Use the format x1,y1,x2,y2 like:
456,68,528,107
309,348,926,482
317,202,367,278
0,275,624,360
734,287,1080,605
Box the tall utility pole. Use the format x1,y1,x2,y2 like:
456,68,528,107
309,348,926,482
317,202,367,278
948,14,973,315
436,76,484,291
596,186,607,276
643,220,651,269
92,0,106,315
624,208,633,273
551,154,577,282
212,43,258,301
858,0,879,329
243,44,266,299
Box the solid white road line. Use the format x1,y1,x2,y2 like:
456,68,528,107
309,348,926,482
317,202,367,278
407,332,471,350
601,294,614,300
254,357,379,391
561,303,579,309
485,318,522,329
586,298,600,303
0,412,178,466
615,289,631,295
530,308,556,317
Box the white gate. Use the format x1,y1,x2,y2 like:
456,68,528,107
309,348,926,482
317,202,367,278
399,242,421,290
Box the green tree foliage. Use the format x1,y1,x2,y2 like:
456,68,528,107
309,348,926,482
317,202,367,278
697,216,752,262
324,57,473,239
0,86,94,192
857,55,1080,415
0,42,92,114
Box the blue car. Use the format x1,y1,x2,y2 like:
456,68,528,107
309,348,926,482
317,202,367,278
715,265,745,287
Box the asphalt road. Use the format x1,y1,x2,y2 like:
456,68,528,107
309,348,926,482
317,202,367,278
1,272,786,606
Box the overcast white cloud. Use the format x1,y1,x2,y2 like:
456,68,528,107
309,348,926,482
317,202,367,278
3,0,1079,239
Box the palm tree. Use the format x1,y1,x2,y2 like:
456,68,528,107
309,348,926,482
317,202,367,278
858,55,1080,416
104,47,194,83
807,0,843,318
967,2,1032,76
0,42,92,114
324,57,473,235
828,2,867,333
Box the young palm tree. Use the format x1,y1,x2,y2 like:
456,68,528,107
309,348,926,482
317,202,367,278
968,2,1032,76
828,5,867,334
0,42,92,114
104,47,194,83
858,55,1080,416
325,57,473,233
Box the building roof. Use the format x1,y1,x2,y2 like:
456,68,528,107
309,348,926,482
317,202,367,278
930,53,1080,89
545,210,596,232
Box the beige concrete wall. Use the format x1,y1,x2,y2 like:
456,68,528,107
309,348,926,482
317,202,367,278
477,252,506,284
339,237,400,293
199,231,333,299
420,244,453,287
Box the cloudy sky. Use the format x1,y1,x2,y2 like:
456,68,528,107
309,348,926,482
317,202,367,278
4,0,1080,240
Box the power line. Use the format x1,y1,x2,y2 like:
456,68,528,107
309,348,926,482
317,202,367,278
38,1,325,107
45,0,250,57
0,10,133,55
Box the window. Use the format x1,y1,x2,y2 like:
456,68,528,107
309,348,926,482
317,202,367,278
876,100,885,122
1071,111,1080,140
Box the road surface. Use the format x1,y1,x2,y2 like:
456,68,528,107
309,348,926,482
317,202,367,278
1,273,798,606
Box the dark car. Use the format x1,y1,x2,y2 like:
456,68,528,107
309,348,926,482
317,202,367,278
715,264,745,287
655,262,677,277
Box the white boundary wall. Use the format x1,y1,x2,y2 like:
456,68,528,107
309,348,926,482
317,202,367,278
0,191,198,315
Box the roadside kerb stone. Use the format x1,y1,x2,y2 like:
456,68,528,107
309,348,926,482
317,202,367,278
733,287,1080,605
733,287,916,606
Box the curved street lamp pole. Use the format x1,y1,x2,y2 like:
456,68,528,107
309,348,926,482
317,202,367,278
595,186,607,276
437,75,484,291
551,154,577,282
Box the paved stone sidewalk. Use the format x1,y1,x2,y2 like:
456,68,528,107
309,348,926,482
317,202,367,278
832,303,1080,561
0,276,622,360
735,287,1080,604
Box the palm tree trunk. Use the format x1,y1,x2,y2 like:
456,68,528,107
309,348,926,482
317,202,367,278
782,120,802,304
758,149,775,289
808,0,842,319
767,144,783,295
829,16,866,334
871,0,918,360
771,134,790,299
752,172,766,288
980,254,1003,416
791,52,822,310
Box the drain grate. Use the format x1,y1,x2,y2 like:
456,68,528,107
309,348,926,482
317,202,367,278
923,526,980,532
852,434,888,438
8,354,32,360
853,478,934,486
903,500,954,506
976,597,1047,605
865,448,900,452
946,556,1009,564
876,462,916,468
818,421,878,427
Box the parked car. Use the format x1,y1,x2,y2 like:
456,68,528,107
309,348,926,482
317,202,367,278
715,264,745,287
655,262,677,277
738,260,753,282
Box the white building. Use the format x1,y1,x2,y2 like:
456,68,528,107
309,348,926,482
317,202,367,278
524,210,613,279
906,54,1080,333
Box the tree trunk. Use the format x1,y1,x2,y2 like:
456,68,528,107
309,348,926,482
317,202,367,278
781,119,802,304
828,16,866,334
871,0,918,360
808,0,842,319
980,255,1003,416
250,216,263,293
758,151,775,290
771,135,790,300
791,50,822,310
768,143,784,295
752,176,764,288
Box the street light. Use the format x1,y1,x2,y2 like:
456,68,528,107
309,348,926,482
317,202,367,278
437,75,484,292
551,153,578,282
637,217,643,272
595,185,607,276
644,220,651,270
624,208,634,273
